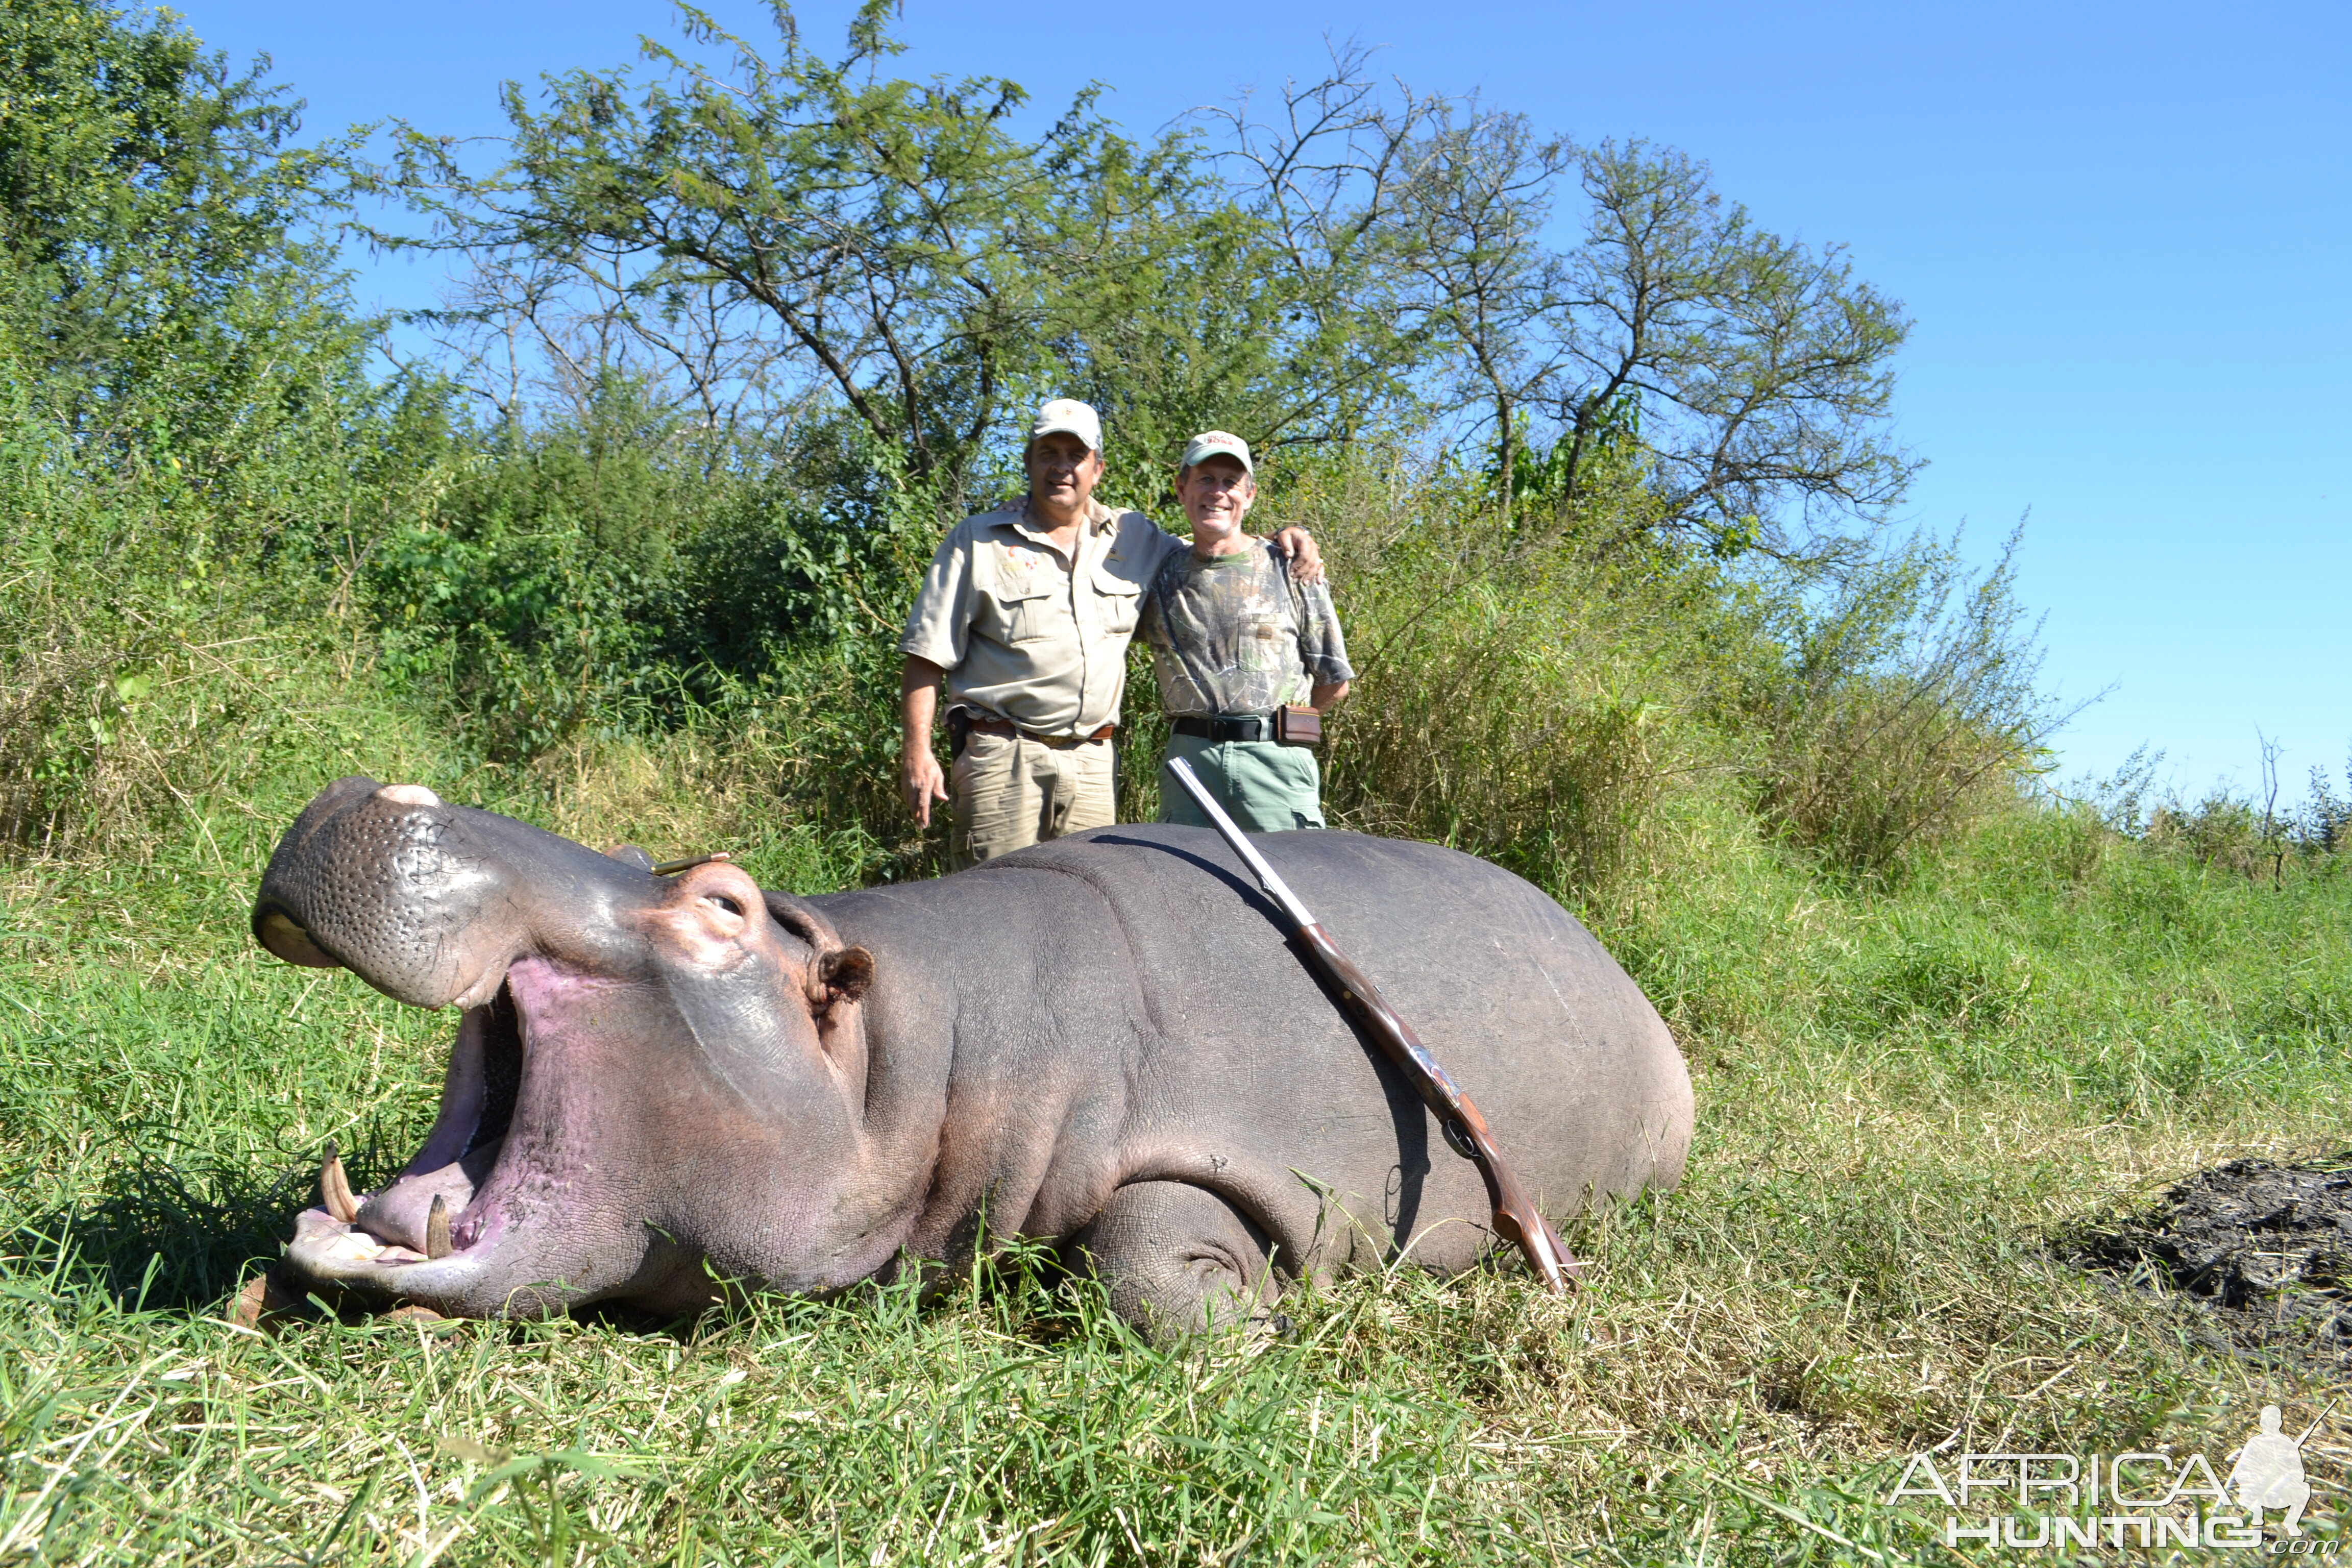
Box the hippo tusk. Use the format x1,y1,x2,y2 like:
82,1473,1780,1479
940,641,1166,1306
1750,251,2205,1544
320,1144,361,1223
425,1194,452,1260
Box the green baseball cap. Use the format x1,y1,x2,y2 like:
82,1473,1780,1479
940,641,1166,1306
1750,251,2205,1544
1179,430,1254,475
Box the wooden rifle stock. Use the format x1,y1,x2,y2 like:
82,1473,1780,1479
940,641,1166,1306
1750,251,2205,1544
1166,759,1581,1292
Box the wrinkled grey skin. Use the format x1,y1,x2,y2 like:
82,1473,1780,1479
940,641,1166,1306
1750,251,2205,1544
253,776,1693,1336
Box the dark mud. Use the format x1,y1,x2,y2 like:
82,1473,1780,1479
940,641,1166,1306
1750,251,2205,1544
2073,1155,2352,1364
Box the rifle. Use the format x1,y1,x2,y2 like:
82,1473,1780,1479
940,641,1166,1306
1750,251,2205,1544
1165,758,1581,1292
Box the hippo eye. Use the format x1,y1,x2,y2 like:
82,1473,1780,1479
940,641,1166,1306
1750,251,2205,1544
705,894,743,917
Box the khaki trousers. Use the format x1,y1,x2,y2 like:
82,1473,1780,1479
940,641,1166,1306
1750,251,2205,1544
948,731,1116,870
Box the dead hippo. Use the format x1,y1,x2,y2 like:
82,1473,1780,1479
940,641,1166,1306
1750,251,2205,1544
251,776,1692,1338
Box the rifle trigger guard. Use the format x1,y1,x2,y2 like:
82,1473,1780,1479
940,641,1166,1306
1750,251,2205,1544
1440,1117,1477,1161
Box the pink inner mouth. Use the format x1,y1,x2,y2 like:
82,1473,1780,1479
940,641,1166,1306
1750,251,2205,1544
294,978,528,1275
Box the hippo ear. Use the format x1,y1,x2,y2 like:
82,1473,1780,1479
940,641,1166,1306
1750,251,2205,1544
765,890,870,1015
807,945,873,1087
815,947,874,1007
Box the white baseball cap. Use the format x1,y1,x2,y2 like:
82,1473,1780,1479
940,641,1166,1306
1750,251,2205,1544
1030,398,1102,453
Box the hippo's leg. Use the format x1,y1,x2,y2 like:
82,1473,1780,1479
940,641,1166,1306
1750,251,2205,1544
1070,1181,1284,1343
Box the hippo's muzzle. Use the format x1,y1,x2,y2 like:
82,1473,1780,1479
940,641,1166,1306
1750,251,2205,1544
251,776,835,1319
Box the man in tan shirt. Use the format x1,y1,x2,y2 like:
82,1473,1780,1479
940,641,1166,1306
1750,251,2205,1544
898,398,1320,868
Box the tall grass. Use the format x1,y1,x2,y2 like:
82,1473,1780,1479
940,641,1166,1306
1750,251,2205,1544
3,252,2346,1566
1252,455,2061,920
4,765,2346,1561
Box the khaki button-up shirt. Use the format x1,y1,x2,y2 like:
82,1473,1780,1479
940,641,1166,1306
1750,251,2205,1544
898,498,1185,737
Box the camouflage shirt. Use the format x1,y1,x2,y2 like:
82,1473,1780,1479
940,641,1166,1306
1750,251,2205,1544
1138,537,1355,718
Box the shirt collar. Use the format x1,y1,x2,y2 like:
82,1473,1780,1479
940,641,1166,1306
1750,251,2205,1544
1004,497,1120,543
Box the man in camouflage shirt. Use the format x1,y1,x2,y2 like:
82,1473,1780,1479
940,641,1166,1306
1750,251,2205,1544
898,400,1324,869
1141,431,1354,833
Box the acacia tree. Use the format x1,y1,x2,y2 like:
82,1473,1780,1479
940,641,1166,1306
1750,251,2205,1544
1208,51,1916,556
1383,106,1572,497
1541,141,1916,555
380,9,1915,552
371,3,1417,506
374,3,1077,493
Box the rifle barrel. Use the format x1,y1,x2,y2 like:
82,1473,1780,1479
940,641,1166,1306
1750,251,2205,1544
1166,758,1580,1292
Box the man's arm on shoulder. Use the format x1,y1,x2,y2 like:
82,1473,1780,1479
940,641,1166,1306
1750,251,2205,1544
1270,524,1323,583
1138,517,1188,573
1138,511,1322,582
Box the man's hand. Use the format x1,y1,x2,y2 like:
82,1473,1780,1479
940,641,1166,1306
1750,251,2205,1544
1271,526,1325,584
900,655,950,827
903,747,948,827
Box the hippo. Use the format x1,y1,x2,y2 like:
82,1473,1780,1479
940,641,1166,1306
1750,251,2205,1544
250,776,1692,1338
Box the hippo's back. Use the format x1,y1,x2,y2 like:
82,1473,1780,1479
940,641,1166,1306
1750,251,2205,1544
962,825,1692,1274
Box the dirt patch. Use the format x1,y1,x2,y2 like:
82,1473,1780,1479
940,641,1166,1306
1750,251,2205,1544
2073,1154,2352,1362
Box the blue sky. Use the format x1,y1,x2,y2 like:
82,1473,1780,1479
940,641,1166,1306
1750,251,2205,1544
178,0,2349,796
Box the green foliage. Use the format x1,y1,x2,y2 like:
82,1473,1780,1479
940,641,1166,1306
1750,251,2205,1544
0,0,368,476
362,384,938,877
1741,525,2061,881
0,329,393,851
370,379,696,756
1305,465,1730,911
0,0,460,857
4,8,2349,1558
1180,452,2058,912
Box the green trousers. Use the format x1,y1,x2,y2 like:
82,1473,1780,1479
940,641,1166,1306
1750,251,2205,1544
1157,731,1327,834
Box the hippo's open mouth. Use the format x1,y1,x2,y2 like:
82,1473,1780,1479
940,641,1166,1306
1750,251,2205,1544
255,777,871,1317
284,971,536,1298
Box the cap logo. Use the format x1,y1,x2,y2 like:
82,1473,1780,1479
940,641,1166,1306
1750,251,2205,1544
1179,429,1254,475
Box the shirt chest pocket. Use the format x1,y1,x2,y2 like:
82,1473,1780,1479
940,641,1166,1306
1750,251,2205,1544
984,577,1058,645
1090,566,1142,637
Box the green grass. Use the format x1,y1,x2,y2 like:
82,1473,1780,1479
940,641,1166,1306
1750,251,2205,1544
3,780,2349,1564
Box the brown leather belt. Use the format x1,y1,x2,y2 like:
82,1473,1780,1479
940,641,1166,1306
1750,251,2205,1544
964,715,1115,745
